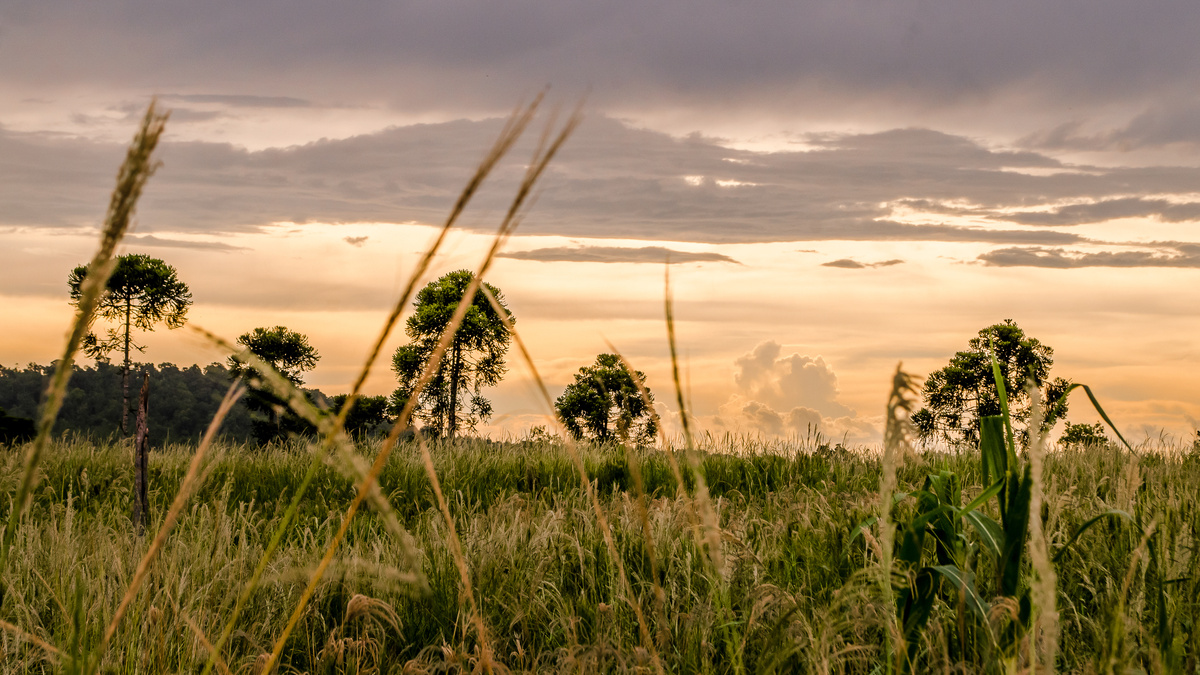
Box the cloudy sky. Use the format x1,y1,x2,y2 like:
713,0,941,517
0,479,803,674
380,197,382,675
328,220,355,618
3,1,1199,444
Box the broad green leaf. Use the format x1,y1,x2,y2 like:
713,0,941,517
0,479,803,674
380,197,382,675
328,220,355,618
1050,383,1134,452
988,336,1017,466
929,565,990,627
980,416,1007,514
963,510,1005,558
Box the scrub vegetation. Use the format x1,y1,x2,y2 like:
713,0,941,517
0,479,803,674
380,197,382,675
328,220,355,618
2,100,1199,674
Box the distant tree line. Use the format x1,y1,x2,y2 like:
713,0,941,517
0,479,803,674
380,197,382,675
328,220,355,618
0,362,256,445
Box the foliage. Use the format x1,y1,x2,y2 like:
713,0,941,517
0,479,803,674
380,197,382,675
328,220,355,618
0,407,35,445
0,362,255,444
327,394,393,437
228,326,321,442
67,253,193,432
913,319,1071,446
555,353,657,445
1061,421,1109,447
391,270,512,438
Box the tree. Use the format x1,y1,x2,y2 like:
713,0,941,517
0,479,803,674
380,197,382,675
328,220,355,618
228,326,320,442
68,253,192,434
1060,421,1108,448
328,394,393,437
391,270,512,438
913,320,1070,447
555,353,657,445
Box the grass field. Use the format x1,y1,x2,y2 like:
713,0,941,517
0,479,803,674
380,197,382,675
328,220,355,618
1,435,1197,673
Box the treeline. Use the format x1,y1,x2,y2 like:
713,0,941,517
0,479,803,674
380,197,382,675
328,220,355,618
0,361,257,445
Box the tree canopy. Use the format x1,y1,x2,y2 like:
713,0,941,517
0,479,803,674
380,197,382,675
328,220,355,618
913,319,1070,446
68,253,192,432
555,353,657,445
228,326,321,442
391,270,512,438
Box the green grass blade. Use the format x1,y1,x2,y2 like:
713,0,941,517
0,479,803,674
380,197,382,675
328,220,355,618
987,336,1017,466
962,510,1005,559
1052,509,1133,564
1053,383,1134,452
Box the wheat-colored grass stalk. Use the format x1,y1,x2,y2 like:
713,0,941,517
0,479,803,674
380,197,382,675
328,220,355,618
1024,383,1059,671
89,383,244,672
0,101,168,575
0,617,61,663
258,106,581,675
480,284,666,674
196,101,545,675
881,364,919,672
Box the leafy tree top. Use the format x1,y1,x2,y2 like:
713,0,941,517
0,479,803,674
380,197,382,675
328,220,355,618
228,326,320,386
555,353,657,445
67,253,192,358
392,270,513,438
913,319,1070,446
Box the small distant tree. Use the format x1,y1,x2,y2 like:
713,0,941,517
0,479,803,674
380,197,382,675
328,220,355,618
913,320,1071,447
228,326,320,442
1060,421,1108,448
391,270,512,439
68,253,192,434
555,353,657,445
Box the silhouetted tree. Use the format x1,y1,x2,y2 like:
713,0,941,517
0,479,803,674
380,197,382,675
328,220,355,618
228,326,320,443
0,406,35,445
68,253,192,434
391,270,512,438
913,320,1070,446
555,353,657,445
1059,421,1107,448
328,394,393,437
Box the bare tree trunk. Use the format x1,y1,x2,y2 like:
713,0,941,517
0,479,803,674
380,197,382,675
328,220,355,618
448,341,461,438
131,372,150,535
121,296,132,435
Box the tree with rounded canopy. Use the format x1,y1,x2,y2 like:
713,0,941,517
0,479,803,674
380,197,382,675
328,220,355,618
555,353,657,445
228,326,320,442
68,253,192,434
391,270,512,438
912,319,1071,447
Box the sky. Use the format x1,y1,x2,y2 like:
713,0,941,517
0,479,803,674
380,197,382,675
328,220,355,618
2,1,1200,445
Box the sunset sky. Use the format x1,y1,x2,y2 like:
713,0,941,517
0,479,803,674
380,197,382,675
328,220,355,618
3,1,1199,444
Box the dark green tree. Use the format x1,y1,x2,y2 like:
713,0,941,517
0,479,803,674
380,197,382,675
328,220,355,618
1059,421,1108,448
391,270,512,438
228,326,320,442
555,353,657,445
68,253,192,434
327,394,393,437
913,320,1070,446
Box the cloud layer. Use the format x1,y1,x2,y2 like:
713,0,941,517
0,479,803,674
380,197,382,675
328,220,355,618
5,115,1200,258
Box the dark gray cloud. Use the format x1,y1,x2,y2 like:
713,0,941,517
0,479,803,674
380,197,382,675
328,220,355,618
999,198,1200,226
5,0,1200,143
822,258,904,269
497,246,738,265
124,234,246,251
343,236,369,247
8,115,1189,247
162,94,312,108
978,243,1200,268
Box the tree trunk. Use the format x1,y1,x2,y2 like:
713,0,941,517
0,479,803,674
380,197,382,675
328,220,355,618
131,372,150,534
121,295,132,435
447,341,461,438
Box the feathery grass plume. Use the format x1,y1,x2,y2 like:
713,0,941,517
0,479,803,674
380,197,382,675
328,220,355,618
663,266,746,669
259,106,582,675
663,267,724,574
186,98,544,667
0,618,61,663
332,94,544,431
1101,519,1158,672
89,384,244,672
881,364,919,672
605,343,710,596
0,100,168,577
1024,383,1059,671
481,285,667,674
